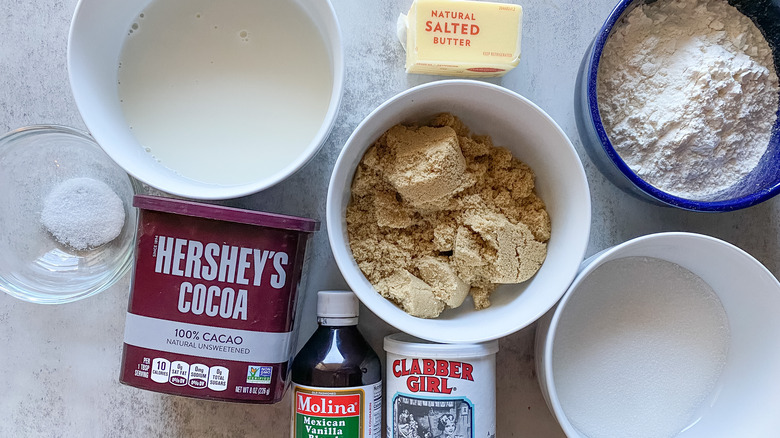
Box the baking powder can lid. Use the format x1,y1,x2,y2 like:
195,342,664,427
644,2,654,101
384,332,499,358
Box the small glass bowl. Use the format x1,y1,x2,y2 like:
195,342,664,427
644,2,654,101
0,125,138,303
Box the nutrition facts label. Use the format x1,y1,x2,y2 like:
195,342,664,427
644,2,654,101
139,357,230,391
123,346,277,401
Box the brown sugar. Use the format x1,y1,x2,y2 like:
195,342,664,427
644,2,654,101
346,114,551,318
384,125,474,209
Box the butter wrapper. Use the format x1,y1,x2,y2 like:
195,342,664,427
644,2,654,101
399,0,523,77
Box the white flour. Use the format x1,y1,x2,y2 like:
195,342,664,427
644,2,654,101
597,0,779,199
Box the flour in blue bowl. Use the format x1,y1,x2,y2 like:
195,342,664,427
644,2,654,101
597,0,779,199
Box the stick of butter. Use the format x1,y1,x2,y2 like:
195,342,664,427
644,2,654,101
401,0,523,77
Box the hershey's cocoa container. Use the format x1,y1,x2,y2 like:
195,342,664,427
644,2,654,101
384,333,499,437
120,195,318,403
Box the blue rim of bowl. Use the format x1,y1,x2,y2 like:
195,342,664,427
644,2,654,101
586,0,780,212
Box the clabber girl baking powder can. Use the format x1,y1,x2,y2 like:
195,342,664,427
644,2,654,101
384,333,499,437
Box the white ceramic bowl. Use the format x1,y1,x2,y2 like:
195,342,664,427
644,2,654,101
327,80,591,343
67,0,343,200
536,232,780,437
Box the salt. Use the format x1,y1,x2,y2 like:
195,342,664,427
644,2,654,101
40,177,126,251
553,257,730,438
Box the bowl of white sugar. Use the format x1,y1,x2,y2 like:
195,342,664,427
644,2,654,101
0,126,138,304
535,232,780,437
68,0,343,200
575,0,780,211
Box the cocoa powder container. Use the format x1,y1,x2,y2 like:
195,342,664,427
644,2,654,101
120,195,318,403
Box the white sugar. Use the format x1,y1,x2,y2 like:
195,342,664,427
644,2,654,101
40,177,126,251
553,257,729,438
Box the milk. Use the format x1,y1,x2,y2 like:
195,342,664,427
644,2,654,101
118,0,333,185
553,257,730,438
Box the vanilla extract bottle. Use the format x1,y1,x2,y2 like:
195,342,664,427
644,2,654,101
290,290,382,438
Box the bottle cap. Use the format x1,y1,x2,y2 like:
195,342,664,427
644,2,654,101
317,290,359,318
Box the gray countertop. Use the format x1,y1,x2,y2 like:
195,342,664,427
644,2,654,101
1,0,778,436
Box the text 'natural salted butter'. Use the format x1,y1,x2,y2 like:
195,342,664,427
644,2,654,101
398,0,523,77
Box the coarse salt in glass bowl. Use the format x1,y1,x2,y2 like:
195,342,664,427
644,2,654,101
0,125,138,304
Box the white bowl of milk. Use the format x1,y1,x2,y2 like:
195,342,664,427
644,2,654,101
68,0,343,199
536,232,780,438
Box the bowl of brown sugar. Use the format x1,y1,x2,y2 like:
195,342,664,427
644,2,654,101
327,80,591,343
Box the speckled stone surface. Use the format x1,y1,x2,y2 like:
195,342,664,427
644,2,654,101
1,0,779,436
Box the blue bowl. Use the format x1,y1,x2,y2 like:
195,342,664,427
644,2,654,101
575,0,780,212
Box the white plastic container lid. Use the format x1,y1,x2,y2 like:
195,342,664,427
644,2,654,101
317,290,359,318
384,332,499,358
317,290,360,326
